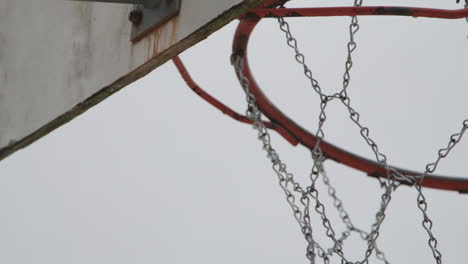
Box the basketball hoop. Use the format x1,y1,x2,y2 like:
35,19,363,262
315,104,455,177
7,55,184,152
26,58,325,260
174,0,468,263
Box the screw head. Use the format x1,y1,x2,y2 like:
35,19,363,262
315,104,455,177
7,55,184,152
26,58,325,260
129,9,143,26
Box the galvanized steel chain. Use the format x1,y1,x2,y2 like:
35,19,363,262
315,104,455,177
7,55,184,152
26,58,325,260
318,164,390,264
275,3,468,263
231,1,468,264
341,0,362,96
275,17,350,263
275,7,438,263
273,2,355,263
231,53,385,264
231,54,322,263
232,55,346,264
333,17,468,263
274,3,375,261
275,1,397,263
412,120,468,264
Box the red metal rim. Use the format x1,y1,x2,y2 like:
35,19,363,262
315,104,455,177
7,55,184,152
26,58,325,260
232,5,468,193
242,6,468,20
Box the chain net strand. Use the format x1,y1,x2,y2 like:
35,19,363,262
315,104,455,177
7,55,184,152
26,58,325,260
231,1,468,263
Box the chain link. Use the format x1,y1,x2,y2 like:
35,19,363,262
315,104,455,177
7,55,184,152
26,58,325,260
232,55,321,263
276,17,327,101
233,51,395,264
275,2,399,262
231,1,468,263
318,160,390,264
413,120,468,264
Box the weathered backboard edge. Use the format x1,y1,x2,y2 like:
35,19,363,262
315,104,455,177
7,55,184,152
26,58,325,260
0,0,264,161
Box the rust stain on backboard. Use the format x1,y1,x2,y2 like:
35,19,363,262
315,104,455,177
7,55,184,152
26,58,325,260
150,16,180,59
133,14,180,61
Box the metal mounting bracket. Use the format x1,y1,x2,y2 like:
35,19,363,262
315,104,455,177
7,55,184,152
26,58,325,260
69,0,181,42
129,0,181,42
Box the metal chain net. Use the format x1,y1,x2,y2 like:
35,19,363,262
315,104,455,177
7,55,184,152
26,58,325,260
231,1,468,263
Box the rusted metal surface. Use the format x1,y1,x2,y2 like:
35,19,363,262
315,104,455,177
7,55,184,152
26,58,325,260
230,5,468,193
243,6,468,20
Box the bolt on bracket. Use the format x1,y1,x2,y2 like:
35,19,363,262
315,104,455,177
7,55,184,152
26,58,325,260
130,0,181,42
70,0,181,42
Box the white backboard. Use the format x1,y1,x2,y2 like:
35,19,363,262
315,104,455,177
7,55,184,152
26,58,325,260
0,0,263,160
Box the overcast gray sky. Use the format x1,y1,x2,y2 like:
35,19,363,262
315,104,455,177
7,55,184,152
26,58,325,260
1,1,468,263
